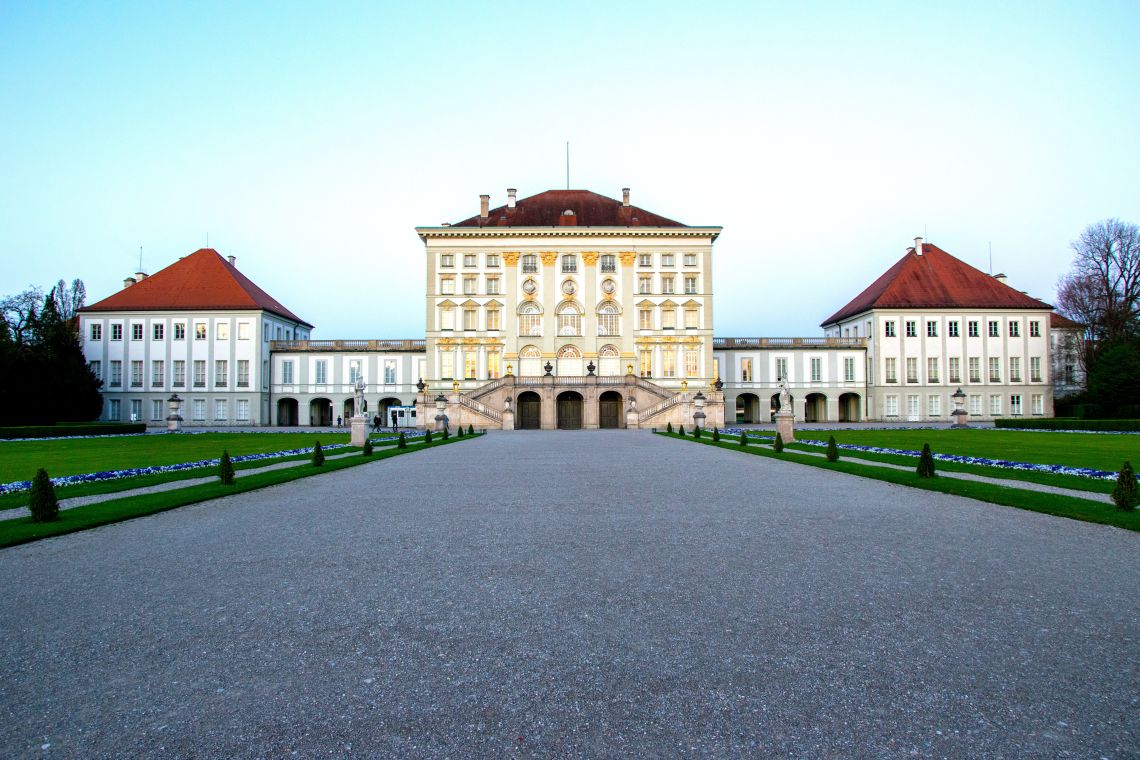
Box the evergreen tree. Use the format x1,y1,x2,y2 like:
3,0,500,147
826,436,839,462
28,468,59,522
442,425,450,440
739,431,748,445
362,439,373,456
693,426,702,439
312,441,325,466
1112,461,1137,511
678,425,685,436
397,432,407,449
457,426,465,437
424,429,433,444
774,432,784,452
666,421,673,433
711,427,720,442
219,450,235,484
468,424,474,435
917,443,936,478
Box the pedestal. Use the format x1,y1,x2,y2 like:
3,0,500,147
501,408,515,431
775,411,795,443
166,415,182,433
951,410,969,429
349,415,369,447
626,410,639,429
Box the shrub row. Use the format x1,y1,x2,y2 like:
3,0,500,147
0,423,147,439
994,418,1140,432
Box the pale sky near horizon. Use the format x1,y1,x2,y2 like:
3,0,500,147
2,1,1138,338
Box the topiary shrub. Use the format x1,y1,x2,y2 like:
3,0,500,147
457,426,465,437
312,441,325,467
397,432,407,449
442,426,450,440
826,436,839,462
219,450,236,484
362,439,373,456
739,431,748,446
711,427,720,442
1112,461,1137,511
917,443,936,478
678,425,685,436
667,421,673,433
693,426,702,439
424,429,433,444
28,468,59,523
773,432,784,452
468,424,474,435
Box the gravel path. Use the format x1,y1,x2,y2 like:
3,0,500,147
0,430,1136,758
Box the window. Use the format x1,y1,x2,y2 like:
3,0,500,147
867,357,873,384
215,360,228,387
130,360,143,387
810,357,822,382
640,350,652,377
440,277,455,295
1010,394,1022,415
237,360,249,387
384,360,396,385
151,399,164,421
463,253,477,267
486,307,501,331
884,321,896,337
194,322,206,340
486,253,500,267
638,253,652,267
463,276,477,295
906,357,918,383
990,394,1002,415
776,357,788,381
844,357,855,382
463,308,477,331
661,306,676,329
600,254,616,273
885,395,899,417
638,307,653,330
171,360,185,387
968,321,979,338
521,254,537,273
238,322,250,340
440,305,455,331
988,320,999,337
948,321,959,338
597,304,620,336
928,395,941,416
969,357,981,383
108,399,121,421
1032,394,1043,415
152,324,164,340
556,303,582,336
464,351,478,379
129,323,142,340
1030,356,1042,382
519,303,542,336
638,276,652,294
907,394,920,418
193,360,206,387
926,321,938,338
110,361,123,387
174,323,185,340
440,253,454,268
684,275,698,294
236,399,250,422
111,323,123,340
969,394,981,416
561,254,577,273
486,276,500,295
741,358,753,382
192,399,205,421
1009,321,1020,337
661,253,674,267
151,360,164,387
214,399,228,421
281,360,293,385
439,351,455,379
685,349,699,377
90,323,102,340
661,276,674,294
216,323,229,340
949,357,961,383
988,357,1001,382
684,253,697,267
1009,357,1021,382
314,360,328,384
905,320,917,337
885,357,897,382
1030,320,1041,337
130,399,141,422
89,360,102,380
487,351,501,379
662,350,676,378
927,357,939,383
684,307,698,329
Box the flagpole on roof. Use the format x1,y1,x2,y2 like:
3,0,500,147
565,141,570,189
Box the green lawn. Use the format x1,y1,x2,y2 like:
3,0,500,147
784,428,1138,472
0,432,357,482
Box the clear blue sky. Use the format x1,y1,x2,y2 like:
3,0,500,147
3,1,1138,337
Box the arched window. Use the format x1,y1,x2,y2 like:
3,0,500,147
598,344,620,357
518,345,541,377
597,301,621,337
556,301,582,336
521,254,538,273
519,345,541,358
557,345,581,359
518,302,542,337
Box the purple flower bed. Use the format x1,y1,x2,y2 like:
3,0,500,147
0,444,352,495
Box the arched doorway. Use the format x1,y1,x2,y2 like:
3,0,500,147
309,398,332,427
378,397,402,427
805,393,827,422
276,398,298,426
343,397,362,420
599,390,622,428
516,391,541,430
735,393,761,423
557,391,584,430
770,392,793,422
839,392,861,422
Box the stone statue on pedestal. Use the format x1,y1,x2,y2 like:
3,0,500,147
779,378,793,413
354,375,366,418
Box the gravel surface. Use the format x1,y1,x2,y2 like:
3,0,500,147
0,430,1136,758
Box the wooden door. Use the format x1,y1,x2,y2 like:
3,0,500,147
557,396,582,429
517,396,541,429
599,397,621,428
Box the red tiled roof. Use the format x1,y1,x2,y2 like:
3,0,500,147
449,189,687,228
822,243,1053,326
1050,312,1083,329
80,248,312,326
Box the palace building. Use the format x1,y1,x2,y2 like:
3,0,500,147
79,188,1073,428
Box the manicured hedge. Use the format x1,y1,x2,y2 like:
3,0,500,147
994,418,1140,432
0,423,148,439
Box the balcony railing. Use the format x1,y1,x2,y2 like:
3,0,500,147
271,339,426,352
713,337,868,349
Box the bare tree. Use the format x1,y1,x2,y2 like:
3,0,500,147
0,286,44,343
52,278,87,322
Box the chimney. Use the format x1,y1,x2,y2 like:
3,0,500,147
507,188,517,208
227,255,236,266
134,271,147,281
993,273,1008,284
479,194,490,218
622,187,630,207
913,236,924,255
123,277,136,289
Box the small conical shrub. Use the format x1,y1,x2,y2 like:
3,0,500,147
826,436,839,462
219,450,236,484
28,468,59,523
774,432,784,452
442,426,450,440
739,431,748,446
457,426,465,437
712,427,720,442
1112,461,1137,511
424,429,433,444
468,424,474,435
666,421,673,433
312,441,325,467
693,426,702,439
678,425,685,436
917,443,936,478
397,432,407,449
362,439,373,456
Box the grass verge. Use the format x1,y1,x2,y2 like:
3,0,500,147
0,435,473,549
659,433,1139,532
